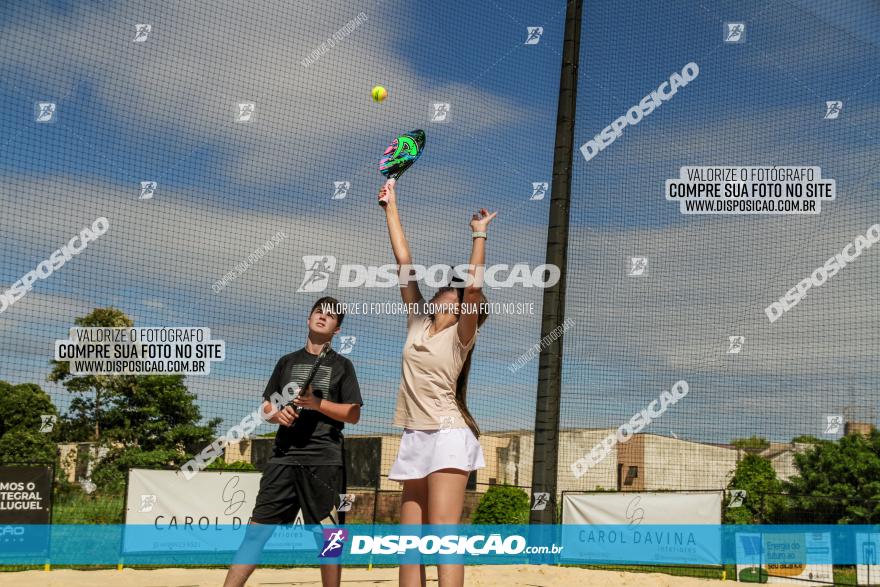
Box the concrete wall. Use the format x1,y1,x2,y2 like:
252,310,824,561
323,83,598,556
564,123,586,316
557,429,618,492
228,431,737,494
58,430,749,497
768,443,814,483
641,435,738,490
56,441,121,483
57,443,78,483
223,438,252,463
616,433,645,491
378,435,401,491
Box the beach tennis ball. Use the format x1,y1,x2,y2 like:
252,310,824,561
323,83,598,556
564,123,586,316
372,85,387,102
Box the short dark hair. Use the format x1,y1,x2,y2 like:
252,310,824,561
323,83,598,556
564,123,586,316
311,296,344,326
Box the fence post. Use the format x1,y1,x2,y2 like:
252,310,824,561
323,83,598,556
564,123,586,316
529,0,583,527
368,476,379,571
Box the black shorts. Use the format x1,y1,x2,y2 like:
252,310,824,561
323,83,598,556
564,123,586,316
251,463,346,525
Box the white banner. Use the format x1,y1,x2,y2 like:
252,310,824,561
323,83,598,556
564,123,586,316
123,468,312,553
562,491,722,525
560,492,722,564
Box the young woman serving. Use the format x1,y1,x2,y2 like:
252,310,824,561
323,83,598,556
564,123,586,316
379,181,495,587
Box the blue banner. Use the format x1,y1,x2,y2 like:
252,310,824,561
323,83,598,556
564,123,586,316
1,524,880,566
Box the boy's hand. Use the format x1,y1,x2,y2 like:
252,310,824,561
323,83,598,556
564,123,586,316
263,400,298,427
293,384,323,411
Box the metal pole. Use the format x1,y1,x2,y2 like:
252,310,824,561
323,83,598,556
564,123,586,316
529,0,582,525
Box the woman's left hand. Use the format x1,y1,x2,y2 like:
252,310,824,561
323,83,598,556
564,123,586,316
470,208,498,232
293,385,323,411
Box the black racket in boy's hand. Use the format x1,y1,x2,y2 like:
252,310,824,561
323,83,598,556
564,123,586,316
288,342,331,414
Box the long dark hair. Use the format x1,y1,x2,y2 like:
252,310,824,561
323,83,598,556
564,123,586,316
431,284,488,438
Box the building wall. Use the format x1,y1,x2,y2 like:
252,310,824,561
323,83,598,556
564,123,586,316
56,441,122,483
57,430,746,497
844,421,874,438
770,450,798,483
557,429,619,492
378,435,401,491
57,443,78,483
475,433,513,486
768,443,814,483
224,438,252,463
479,432,534,488
641,435,738,490
616,433,645,491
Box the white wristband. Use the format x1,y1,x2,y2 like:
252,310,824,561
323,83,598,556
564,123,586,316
472,231,487,239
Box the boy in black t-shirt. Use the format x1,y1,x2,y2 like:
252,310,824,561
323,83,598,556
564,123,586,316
224,296,362,587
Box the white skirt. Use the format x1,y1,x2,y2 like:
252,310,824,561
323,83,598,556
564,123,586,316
388,428,486,481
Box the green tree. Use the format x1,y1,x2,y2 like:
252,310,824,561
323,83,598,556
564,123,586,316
48,307,133,441
725,454,785,523
0,381,58,438
90,447,185,494
731,436,770,453
0,381,59,466
56,396,97,443
49,307,221,492
790,435,822,445
472,485,530,524
207,458,256,471
97,373,219,452
784,431,880,523
0,428,57,466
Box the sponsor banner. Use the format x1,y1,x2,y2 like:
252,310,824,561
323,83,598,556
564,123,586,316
1,524,879,566
561,492,722,525
857,533,880,586
123,469,312,553
0,466,52,523
735,532,767,583
765,532,833,584
0,465,52,557
561,492,722,564
735,532,833,585
559,525,721,565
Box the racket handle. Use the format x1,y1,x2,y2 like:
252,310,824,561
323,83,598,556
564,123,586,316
379,177,396,206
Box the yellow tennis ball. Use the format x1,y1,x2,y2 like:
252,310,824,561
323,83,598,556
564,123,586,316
372,85,387,102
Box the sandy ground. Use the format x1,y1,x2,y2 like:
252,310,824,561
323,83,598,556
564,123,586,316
0,566,732,587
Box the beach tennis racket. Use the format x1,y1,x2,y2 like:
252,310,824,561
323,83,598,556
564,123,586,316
378,129,425,205
288,342,331,414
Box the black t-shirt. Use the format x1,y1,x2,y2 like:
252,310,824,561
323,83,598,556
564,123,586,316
262,347,362,466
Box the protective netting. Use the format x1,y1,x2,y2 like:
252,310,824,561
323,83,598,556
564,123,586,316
560,0,880,521
0,1,562,525
0,0,878,535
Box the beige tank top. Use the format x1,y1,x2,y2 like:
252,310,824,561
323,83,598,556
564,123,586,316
393,305,478,430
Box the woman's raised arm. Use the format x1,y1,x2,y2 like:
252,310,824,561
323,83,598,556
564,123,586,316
380,182,424,305
458,208,497,346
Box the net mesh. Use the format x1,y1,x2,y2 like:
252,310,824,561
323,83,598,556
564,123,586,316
560,0,880,510
0,0,878,538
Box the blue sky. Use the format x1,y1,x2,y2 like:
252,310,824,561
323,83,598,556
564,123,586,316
0,0,878,463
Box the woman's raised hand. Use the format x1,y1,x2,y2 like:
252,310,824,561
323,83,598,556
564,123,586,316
470,208,497,232
379,182,397,207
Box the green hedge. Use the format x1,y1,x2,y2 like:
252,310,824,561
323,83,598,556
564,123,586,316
472,485,530,524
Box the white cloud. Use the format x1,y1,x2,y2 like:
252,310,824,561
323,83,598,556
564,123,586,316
1,1,526,187
564,201,880,376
